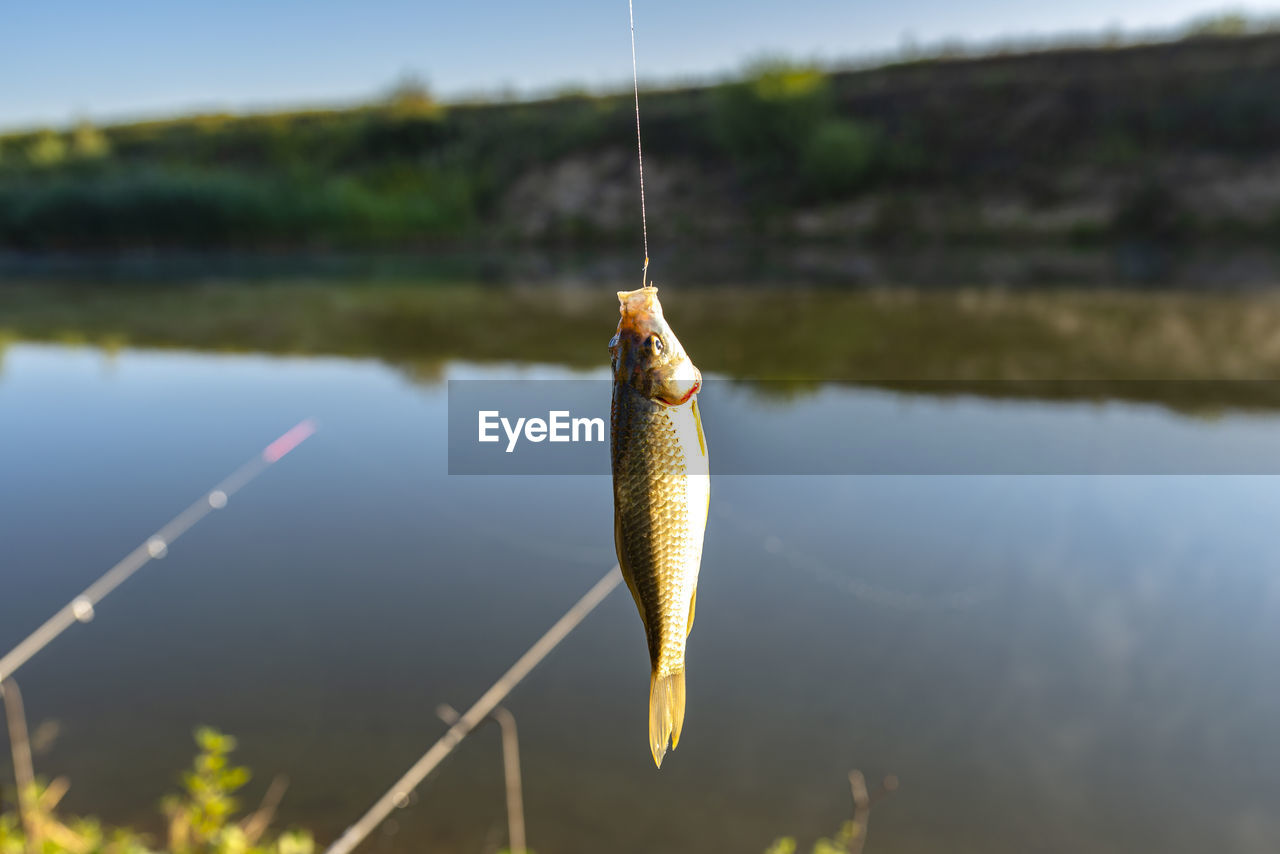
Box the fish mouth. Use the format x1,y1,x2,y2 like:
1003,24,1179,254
617,286,660,322
677,376,701,404
659,373,700,407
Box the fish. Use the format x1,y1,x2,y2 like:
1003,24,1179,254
609,285,710,768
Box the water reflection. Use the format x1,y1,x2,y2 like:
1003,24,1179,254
6,281,1280,424
2,338,1279,852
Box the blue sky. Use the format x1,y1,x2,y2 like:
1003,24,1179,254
2,0,1276,129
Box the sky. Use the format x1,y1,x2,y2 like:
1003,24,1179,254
2,0,1277,129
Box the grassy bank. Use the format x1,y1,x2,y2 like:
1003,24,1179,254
4,26,1280,251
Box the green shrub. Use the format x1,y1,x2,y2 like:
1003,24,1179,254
765,820,862,854
0,728,312,854
71,122,111,159
1184,12,1252,38
800,119,882,199
26,130,67,167
0,168,475,249
712,61,833,179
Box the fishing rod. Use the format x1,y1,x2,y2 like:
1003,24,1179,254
324,566,621,854
0,419,317,684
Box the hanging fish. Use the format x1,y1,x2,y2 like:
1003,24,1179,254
610,285,710,768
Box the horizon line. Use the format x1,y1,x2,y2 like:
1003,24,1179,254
2,11,1277,135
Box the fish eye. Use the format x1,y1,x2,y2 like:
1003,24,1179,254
646,334,665,355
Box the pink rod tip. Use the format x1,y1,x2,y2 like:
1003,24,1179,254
263,419,317,463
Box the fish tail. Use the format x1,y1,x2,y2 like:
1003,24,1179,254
648,667,686,768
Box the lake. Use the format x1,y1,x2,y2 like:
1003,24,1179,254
2,280,1280,853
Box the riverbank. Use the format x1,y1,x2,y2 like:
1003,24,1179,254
4,30,1280,251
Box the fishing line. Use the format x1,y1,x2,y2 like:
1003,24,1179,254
628,0,650,286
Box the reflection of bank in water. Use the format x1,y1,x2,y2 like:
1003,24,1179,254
3,246,1279,289
5,281,1280,410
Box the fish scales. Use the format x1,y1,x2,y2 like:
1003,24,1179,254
613,390,698,673
609,285,709,768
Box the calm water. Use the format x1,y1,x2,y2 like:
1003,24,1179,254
3,314,1280,852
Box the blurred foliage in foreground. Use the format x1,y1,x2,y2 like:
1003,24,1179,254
0,728,312,854
4,21,1280,250
765,822,864,854
0,721,856,854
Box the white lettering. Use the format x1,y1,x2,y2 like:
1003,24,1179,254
549,411,571,442
525,417,548,443
481,410,606,453
502,417,526,453
478,411,500,443
573,416,605,443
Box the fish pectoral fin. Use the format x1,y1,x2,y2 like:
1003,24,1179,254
691,398,707,458
648,669,687,769
686,587,697,637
